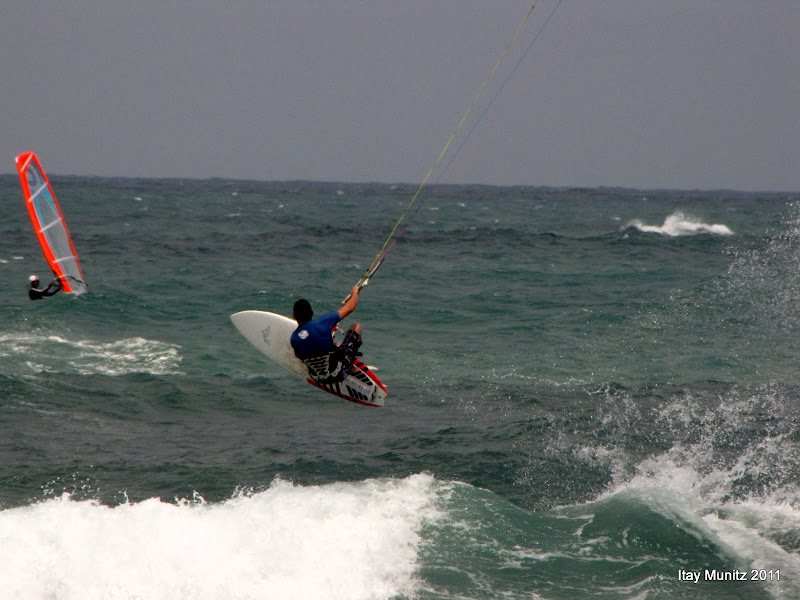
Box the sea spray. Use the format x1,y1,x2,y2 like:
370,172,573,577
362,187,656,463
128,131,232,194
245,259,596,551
0,474,442,600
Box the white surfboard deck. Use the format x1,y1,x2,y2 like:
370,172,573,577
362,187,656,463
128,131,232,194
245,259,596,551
230,310,387,407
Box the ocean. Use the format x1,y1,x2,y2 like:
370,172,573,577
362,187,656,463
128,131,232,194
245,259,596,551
0,175,798,599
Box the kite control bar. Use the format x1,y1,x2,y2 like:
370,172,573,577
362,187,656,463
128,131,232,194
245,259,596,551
341,278,369,306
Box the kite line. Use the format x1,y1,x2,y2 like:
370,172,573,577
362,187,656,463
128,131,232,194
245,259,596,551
384,0,575,263
351,1,571,297
350,4,537,293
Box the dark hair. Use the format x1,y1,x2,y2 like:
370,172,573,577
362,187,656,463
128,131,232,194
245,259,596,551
293,299,313,323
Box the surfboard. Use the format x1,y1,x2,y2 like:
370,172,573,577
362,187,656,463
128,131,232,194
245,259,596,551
16,151,88,294
230,310,388,407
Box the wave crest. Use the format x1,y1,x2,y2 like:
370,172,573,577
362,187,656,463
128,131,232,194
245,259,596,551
0,334,183,376
627,211,734,237
0,474,440,600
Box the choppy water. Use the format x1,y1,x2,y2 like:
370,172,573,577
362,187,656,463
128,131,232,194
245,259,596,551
1,176,798,599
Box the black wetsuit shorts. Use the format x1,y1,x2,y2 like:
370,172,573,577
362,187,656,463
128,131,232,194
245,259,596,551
336,329,363,377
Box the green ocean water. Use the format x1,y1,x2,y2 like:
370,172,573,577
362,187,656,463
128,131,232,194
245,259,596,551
0,176,799,599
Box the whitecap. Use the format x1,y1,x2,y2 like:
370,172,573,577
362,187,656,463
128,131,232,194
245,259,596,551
627,211,733,237
0,473,442,600
0,333,183,376
594,430,800,598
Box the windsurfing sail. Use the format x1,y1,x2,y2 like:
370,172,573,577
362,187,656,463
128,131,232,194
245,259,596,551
15,151,88,294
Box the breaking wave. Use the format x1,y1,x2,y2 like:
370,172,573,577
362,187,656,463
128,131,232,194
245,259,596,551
627,211,734,236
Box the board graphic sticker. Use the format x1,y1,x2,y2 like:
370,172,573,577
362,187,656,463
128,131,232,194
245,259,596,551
16,151,88,294
230,310,388,407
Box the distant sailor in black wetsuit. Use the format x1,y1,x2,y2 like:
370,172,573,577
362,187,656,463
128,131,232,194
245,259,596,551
28,274,62,300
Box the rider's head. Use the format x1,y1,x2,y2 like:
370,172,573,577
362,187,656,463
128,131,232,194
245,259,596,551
29,274,39,287
293,299,313,324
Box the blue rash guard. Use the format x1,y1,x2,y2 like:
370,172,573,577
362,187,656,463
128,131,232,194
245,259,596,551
290,311,341,360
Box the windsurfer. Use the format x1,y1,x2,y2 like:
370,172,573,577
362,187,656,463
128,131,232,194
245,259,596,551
28,274,62,300
290,285,363,384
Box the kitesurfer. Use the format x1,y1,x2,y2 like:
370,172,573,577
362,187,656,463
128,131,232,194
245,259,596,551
28,274,62,300
290,285,363,384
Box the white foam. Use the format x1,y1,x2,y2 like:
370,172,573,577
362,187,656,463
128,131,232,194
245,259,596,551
579,386,800,596
0,333,183,376
601,448,800,598
0,474,442,600
627,211,733,237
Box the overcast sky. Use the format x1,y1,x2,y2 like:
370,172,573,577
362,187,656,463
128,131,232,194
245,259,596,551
2,1,798,191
